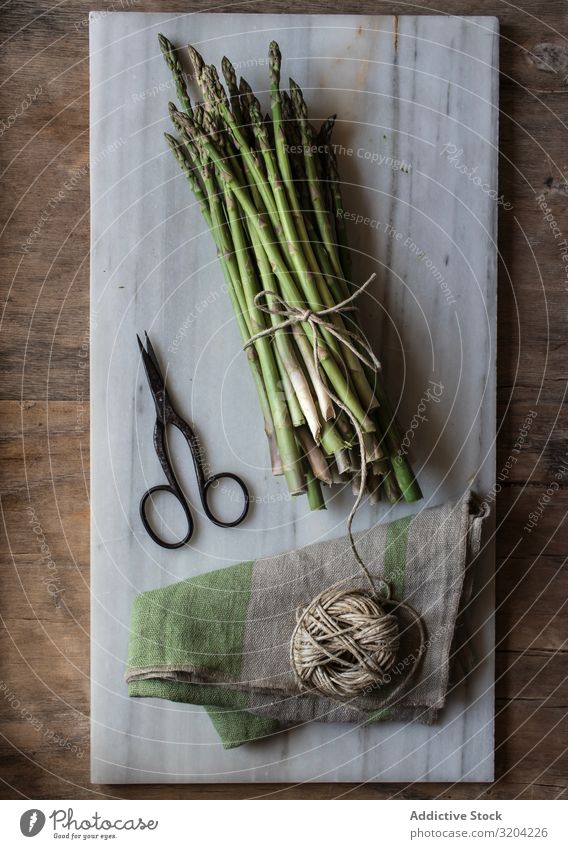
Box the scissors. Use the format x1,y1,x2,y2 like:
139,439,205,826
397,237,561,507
137,332,250,549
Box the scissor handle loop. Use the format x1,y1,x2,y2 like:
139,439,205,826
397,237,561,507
201,473,250,528
139,484,194,549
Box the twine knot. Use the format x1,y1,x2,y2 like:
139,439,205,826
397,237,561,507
299,307,314,322
291,587,400,699
243,273,381,373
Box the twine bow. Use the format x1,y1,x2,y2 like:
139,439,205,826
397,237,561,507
244,273,381,375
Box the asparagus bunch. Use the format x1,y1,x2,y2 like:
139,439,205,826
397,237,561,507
159,35,422,509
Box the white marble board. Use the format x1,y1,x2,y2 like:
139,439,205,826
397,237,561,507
90,12,498,783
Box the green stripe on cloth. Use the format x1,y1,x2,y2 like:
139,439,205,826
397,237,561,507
383,514,411,597
127,560,254,677
366,514,411,723
128,560,268,748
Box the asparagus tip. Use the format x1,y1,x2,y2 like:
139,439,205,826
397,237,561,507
239,76,252,95
269,40,281,65
289,78,308,119
158,33,171,51
187,44,205,78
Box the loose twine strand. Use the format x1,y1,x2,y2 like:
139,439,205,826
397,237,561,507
244,274,426,705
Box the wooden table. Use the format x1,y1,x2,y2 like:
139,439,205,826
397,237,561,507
0,0,566,800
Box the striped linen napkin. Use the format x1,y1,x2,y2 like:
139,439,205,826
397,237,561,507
126,491,487,748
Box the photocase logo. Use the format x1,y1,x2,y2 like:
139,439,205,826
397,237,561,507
20,809,46,837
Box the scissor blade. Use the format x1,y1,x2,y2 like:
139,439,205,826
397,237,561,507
137,332,168,420
144,332,162,373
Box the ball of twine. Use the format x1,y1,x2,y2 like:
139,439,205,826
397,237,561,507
290,587,400,700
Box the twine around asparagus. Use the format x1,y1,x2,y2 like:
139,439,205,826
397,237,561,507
244,273,426,703
245,274,381,377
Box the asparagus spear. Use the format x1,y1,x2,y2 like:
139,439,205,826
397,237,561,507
159,34,193,117
306,468,326,510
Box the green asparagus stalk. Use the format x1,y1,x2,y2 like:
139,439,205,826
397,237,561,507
159,35,193,117
221,56,245,128
289,78,343,282
325,140,353,282
223,188,306,494
306,468,326,510
247,222,322,440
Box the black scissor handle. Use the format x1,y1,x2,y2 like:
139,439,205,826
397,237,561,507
201,472,250,528
139,484,194,550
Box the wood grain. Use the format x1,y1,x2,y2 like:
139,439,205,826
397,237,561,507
1,0,567,799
